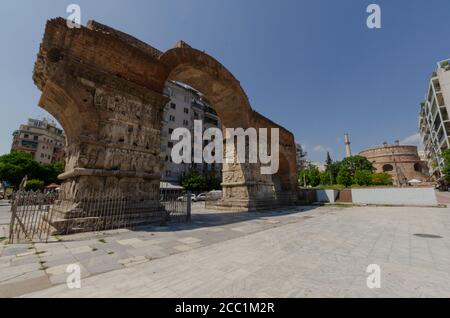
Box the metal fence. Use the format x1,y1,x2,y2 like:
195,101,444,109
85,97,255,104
9,189,190,244
8,191,57,244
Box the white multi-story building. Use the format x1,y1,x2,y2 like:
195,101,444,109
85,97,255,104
419,59,450,176
11,118,65,164
160,81,222,185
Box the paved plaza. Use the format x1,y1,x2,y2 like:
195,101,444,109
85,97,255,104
1,201,450,297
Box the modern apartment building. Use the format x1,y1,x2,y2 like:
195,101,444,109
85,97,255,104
11,118,65,164
419,59,450,176
160,81,222,185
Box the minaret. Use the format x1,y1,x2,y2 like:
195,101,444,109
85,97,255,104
344,133,352,157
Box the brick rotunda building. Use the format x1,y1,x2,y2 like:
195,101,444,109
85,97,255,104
359,141,429,186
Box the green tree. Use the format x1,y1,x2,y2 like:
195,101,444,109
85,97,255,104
0,152,65,189
0,152,41,189
336,168,352,187
295,143,308,172
327,161,341,185
372,172,393,186
353,170,373,186
298,165,320,187
319,171,331,185
308,167,321,187
24,179,45,191
340,155,374,177
325,151,332,167
181,173,206,193
442,149,450,182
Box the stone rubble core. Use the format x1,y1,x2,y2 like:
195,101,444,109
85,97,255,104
33,18,299,230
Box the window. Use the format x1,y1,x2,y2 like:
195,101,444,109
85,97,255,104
24,134,29,138
33,136,38,141
414,163,422,172
168,142,173,148
169,115,175,122
170,103,176,109
184,107,189,114
383,164,394,172
184,96,189,103
183,119,189,126
168,128,174,135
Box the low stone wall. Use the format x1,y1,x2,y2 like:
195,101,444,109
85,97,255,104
351,187,438,206
298,189,317,204
316,189,338,203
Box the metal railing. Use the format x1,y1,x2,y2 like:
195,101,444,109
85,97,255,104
9,189,190,244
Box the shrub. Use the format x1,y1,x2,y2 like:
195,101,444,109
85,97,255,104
353,170,373,186
24,179,45,191
319,171,331,185
442,149,450,182
372,172,393,186
336,168,352,187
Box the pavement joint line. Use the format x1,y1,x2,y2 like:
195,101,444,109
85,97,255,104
14,207,334,294
0,207,318,293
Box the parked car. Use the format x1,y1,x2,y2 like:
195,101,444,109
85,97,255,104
194,193,207,202
177,193,196,202
207,190,223,200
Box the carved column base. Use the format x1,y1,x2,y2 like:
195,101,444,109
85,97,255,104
214,182,299,212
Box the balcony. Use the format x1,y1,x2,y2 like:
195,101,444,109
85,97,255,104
439,59,450,71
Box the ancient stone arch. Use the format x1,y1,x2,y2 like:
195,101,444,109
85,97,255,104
33,18,298,223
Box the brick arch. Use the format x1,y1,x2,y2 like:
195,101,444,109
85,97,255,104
159,47,252,128
159,46,299,206
32,18,299,228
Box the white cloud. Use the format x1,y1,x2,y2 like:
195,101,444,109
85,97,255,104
401,133,422,149
313,145,332,153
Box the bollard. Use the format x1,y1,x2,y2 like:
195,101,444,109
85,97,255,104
186,191,192,223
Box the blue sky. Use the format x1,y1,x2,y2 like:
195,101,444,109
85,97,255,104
1,0,450,162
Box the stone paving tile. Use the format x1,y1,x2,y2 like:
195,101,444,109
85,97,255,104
47,263,90,285
1,244,32,256
117,238,143,246
20,205,450,298
118,256,148,267
80,254,124,275
43,254,78,268
177,237,202,244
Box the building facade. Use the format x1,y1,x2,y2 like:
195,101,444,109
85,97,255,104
419,59,450,176
359,142,429,186
160,81,222,185
11,118,65,164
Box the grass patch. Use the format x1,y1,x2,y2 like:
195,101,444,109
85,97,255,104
0,237,6,242
35,251,46,255
98,239,106,244
92,247,98,252
107,251,115,255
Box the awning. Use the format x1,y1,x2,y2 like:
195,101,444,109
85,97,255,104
160,182,183,190
46,183,61,189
